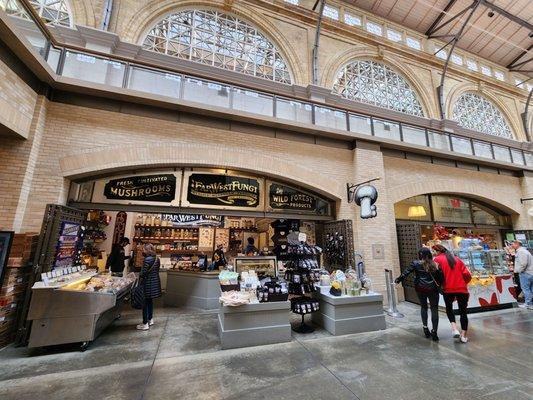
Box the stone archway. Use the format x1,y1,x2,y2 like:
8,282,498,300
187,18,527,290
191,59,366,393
59,143,344,201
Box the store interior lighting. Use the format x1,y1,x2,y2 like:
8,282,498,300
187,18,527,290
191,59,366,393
407,205,427,217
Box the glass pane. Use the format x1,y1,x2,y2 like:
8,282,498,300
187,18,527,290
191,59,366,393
314,106,347,130
374,120,400,140
46,47,61,73
394,195,431,221
428,131,450,151
349,114,372,135
492,145,511,163
451,136,472,155
431,195,472,224
128,67,181,98
472,204,500,225
402,125,426,145
62,51,125,87
182,78,230,108
526,152,533,166
510,149,525,165
473,141,492,159
232,89,273,117
276,99,312,124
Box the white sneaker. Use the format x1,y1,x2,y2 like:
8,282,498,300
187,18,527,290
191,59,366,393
452,329,460,339
460,335,468,343
149,319,154,326
136,323,149,331
518,304,528,309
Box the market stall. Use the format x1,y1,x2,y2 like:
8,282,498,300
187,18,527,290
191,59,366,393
27,266,135,350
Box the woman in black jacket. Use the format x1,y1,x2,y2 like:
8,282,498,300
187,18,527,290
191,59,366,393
136,243,162,331
395,247,443,341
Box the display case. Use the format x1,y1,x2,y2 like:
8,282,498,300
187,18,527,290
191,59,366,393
234,256,277,279
27,268,134,350
452,249,509,275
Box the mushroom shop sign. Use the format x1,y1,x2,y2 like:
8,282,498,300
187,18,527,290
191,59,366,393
347,178,380,219
104,174,176,202
187,174,260,208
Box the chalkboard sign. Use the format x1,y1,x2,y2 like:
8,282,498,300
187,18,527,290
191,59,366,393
104,174,176,203
187,174,260,208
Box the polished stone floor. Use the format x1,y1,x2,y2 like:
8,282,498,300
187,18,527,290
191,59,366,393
0,302,531,400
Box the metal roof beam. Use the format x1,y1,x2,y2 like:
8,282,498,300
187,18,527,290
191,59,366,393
507,44,533,70
425,0,459,36
482,0,533,32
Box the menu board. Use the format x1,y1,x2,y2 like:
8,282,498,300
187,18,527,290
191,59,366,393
53,222,82,270
215,228,230,250
198,227,215,251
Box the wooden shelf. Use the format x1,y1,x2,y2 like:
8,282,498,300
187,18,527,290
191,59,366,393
134,237,199,241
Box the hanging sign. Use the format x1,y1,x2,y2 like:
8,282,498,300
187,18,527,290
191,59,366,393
186,174,260,208
103,174,176,203
269,183,317,211
161,214,224,227
53,222,82,270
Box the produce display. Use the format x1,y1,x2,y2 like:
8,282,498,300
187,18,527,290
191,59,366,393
63,272,136,294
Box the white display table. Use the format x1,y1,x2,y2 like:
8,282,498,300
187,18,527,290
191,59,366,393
312,291,386,336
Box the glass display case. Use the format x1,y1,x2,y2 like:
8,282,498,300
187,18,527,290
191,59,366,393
452,249,509,275
234,256,277,279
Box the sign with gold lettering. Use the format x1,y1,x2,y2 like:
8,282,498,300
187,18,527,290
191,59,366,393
187,174,260,208
104,174,176,203
267,181,331,215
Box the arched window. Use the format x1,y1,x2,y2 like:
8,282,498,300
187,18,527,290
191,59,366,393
1,0,71,27
142,9,292,84
333,60,424,117
452,92,513,139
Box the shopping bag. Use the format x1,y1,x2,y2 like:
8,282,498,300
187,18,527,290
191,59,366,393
130,278,145,309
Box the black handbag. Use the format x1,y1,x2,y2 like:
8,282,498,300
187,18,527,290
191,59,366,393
130,258,156,309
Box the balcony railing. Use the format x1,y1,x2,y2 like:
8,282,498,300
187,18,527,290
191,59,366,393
3,0,532,169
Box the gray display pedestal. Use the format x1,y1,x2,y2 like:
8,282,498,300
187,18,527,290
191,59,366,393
165,271,220,310
312,291,386,336
218,301,291,349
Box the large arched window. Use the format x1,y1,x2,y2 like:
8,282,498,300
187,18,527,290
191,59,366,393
333,60,424,117
0,0,71,27
142,9,292,84
452,92,513,139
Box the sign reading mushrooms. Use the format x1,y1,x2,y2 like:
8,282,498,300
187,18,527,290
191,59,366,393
187,174,260,208
104,174,176,203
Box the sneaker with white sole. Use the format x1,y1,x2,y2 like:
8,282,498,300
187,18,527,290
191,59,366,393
136,323,149,331
518,304,528,309
452,329,460,339
460,335,468,343
149,319,154,326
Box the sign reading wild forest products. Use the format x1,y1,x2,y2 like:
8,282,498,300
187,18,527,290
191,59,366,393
187,174,260,208
269,183,317,211
104,174,176,202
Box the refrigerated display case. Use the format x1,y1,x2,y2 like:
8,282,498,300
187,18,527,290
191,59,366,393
27,267,135,350
440,249,516,311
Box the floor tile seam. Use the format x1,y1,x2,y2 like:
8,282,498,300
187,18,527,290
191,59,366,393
294,337,361,400
394,323,528,384
139,316,170,400
0,359,154,388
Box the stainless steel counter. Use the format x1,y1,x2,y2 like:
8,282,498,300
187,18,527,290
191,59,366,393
164,270,221,310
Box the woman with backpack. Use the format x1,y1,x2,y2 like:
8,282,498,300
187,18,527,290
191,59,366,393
136,243,162,331
395,247,443,341
432,244,472,343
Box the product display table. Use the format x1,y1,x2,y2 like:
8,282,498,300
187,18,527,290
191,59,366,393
164,270,220,310
218,301,292,349
312,291,386,336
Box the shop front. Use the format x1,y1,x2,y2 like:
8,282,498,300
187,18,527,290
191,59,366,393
395,194,517,311
21,167,385,349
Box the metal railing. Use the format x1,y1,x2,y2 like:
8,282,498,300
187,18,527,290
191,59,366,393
4,0,533,169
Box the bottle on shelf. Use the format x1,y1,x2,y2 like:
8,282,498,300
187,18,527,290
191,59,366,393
136,214,143,225
154,214,161,226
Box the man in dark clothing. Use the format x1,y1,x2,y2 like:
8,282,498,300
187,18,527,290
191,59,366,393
212,244,227,270
244,237,259,256
106,237,131,276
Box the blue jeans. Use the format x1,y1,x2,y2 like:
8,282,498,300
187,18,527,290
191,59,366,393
519,272,533,306
142,298,153,324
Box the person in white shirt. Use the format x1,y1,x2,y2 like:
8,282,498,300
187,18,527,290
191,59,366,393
512,240,533,310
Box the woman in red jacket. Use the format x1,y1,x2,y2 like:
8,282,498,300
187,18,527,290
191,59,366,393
432,244,472,343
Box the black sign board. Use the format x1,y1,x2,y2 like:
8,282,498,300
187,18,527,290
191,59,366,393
104,174,176,203
269,183,317,211
187,174,260,208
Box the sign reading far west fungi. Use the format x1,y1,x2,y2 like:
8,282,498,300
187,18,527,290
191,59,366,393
104,174,176,203
187,174,260,208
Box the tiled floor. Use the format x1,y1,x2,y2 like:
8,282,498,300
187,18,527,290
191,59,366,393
0,303,531,400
